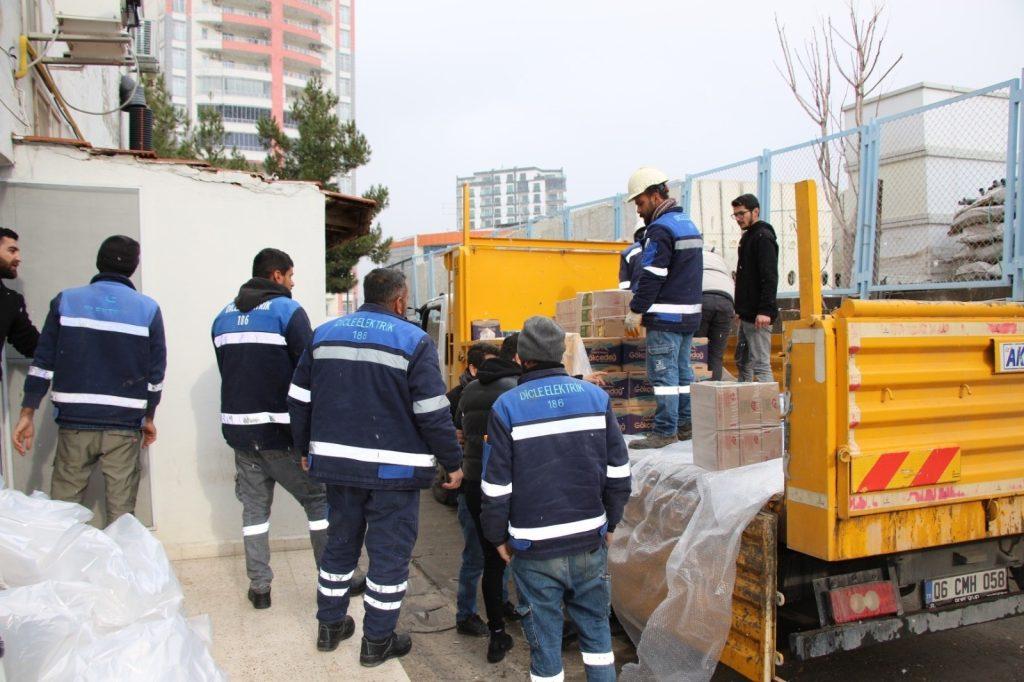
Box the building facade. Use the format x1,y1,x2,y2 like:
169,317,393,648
456,166,566,230
154,0,355,191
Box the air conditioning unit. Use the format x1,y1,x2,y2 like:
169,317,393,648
133,19,159,73
55,0,129,61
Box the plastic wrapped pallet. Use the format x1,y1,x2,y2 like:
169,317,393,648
610,452,784,682
0,480,225,681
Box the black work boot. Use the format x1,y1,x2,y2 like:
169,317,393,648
677,422,693,441
628,432,677,450
247,588,271,610
317,616,355,652
487,630,513,663
360,632,412,667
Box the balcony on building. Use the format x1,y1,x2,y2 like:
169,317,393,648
282,15,331,49
282,0,332,23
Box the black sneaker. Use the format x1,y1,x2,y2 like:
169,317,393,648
350,570,367,596
456,614,488,637
487,631,514,664
359,632,412,667
247,588,271,610
316,616,355,652
677,423,693,441
502,601,522,622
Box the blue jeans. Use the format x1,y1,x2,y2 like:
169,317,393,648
457,493,511,621
513,545,616,682
645,329,694,435
456,494,484,621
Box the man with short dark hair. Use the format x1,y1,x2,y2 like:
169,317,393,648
731,194,778,382
623,167,704,448
211,247,348,610
289,268,463,666
482,316,630,682
0,227,40,369
14,236,166,526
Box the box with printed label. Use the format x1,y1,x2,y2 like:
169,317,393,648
691,381,740,431
694,431,742,471
736,383,762,428
581,306,627,323
583,337,622,370
625,403,656,435
579,289,632,309
690,337,709,365
761,425,784,461
759,382,781,424
740,428,764,466
621,338,647,371
555,297,580,320
601,372,629,401
627,372,653,400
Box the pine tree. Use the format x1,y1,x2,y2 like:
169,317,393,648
143,73,189,158
256,76,390,293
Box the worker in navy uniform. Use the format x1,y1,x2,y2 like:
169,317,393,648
212,248,364,610
289,268,463,666
482,316,631,682
618,217,646,292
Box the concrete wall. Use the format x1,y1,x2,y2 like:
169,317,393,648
1,143,328,559
0,1,122,165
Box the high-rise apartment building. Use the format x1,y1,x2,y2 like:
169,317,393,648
456,167,566,230
154,0,355,191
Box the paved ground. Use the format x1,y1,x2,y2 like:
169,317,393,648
176,491,1024,681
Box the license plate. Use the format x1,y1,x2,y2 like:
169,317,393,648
924,568,1008,607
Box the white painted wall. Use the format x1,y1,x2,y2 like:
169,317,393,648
3,143,328,559
0,1,122,164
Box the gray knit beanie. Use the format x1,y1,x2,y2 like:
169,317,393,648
518,316,565,363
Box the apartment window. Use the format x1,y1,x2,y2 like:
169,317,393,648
337,76,351,97
197,76,271,98
339,29,351,49
224,132,263,151
340,5,351,25
337,52,352,72
533,182,540,192
533,193,540,203
173,20,187,42
173,0,185,12
519,173,526,181
338,101,352,120
172,76,187,97
172,47,187,70
198,103,272,124
506,174,513,182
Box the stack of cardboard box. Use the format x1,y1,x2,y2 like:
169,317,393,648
691,382,783,470
555,290,715,435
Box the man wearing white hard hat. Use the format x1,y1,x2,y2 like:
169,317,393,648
623,168,704,448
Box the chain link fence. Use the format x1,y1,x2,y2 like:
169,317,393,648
769,130,861,295
872,82,1015,288
684,160,760,282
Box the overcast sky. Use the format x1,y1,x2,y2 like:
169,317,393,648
353,0,1024,240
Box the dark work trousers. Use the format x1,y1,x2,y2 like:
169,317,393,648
696,292,736,381
462,480,507,633
317,485,420,641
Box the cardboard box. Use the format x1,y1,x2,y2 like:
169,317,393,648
736,383,762,428
692,381,741,431
762,425,784,461
740,428,764,466
593,318,628,338
622,338,647,371
690,337,709,364
581,306,627,323
555,297,580,320
759,382,782,424
601,372,629,401
580,289,632,309
626,403,656,435
583,337,622,369
694,430,742,471
627,372,653,400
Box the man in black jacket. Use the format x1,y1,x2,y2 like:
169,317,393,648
455,335,521,663
731,194,778,382
0,228,39,366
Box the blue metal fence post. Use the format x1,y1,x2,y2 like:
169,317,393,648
682,176,693,215
757,149,772,220
853,123,881,299
410,257,421,309
563,208,573,240
427,254,436,300
1002,77,1020,296
613,193,623,240
1013,74,1024,301
526,217,534,239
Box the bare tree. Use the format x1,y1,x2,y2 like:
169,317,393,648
775,1,902,287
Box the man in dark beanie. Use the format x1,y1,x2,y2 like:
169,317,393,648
482,316,630,682
13,235,166,527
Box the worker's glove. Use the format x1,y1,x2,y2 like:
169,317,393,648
624,311,643,335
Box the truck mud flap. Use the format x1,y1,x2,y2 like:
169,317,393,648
789,591,1024,661
720,510,780,682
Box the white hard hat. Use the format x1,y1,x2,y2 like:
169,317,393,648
626,167,669,202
